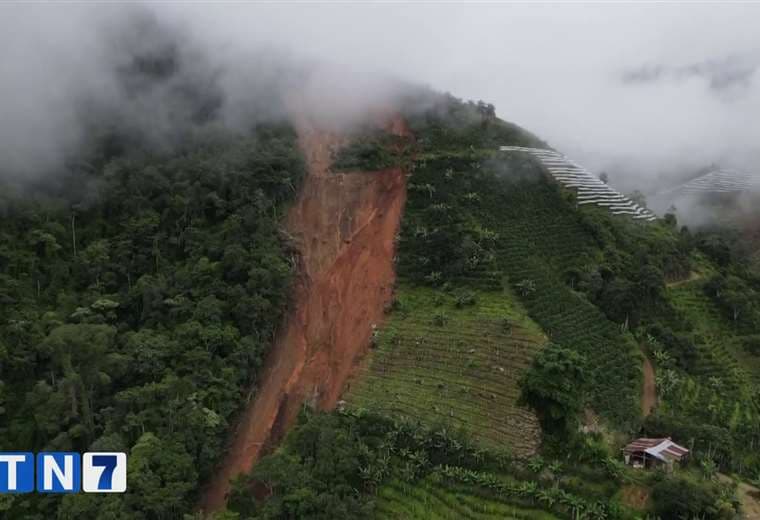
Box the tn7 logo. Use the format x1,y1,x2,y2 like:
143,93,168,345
0,452,127,493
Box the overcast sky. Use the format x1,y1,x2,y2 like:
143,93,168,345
2,2,759,192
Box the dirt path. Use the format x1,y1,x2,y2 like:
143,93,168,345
198,116,408,515
738,481,760,520
719,474,760,519
666,271,702,288
641,353,656,417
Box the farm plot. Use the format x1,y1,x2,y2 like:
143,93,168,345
389,151,644,427
668,281,760,387
666,281,760,429
346,287,546,456
375,477,560,520
499,146,656,221
660,168,760,196
476,178,644,427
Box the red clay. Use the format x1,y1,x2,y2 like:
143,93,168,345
199,116,408,515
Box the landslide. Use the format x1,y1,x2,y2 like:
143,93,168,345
200,116,409,513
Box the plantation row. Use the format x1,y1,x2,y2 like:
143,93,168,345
347,288,545,456
479,178,643,427
375,477,560,520
499,147,655,221
376,465,623,520
391,152,644,427
661,168,759,196
663,281,760,428
669,282,759,385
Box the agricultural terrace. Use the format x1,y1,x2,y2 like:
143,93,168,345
662,279,759,427
350,147,646,460
499,147,656,221
375,476,560,520
346,287,546,456
660,168,760,196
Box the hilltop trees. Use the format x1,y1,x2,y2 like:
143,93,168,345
520,343,586,435
705,274,757,327
0,123,305,518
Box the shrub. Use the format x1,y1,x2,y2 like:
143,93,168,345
651,476,738,520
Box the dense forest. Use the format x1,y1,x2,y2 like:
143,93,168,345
0,124,305,518
2,92,760,519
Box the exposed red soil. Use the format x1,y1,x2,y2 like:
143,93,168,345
198,115,409,515
641,352,656,417
619,484,651,511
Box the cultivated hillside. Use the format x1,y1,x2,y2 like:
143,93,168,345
222,95,760,520
3,92,760,520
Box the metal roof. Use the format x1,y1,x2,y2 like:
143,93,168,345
623,437,689,462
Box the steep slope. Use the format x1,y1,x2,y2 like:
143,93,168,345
500,146,656,221
659,168,760,196
0,127,307,519
223,95,753,520
347,287,546,456
200,117,408,513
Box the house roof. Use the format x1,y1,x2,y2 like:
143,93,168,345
623,437,689,462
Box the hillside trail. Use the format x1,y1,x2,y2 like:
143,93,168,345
198,114,409,515
738,481,760,520
641,352,656,417
718,474,760,519
666,271,702,288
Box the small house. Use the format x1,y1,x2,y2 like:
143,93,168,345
622,437,689,471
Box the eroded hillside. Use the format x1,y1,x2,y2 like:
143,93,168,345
200,116,409,513
221,97,759,520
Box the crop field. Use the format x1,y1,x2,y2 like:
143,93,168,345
479,177,643,426
346,286,546,456
670,281,760,382
375,477,560,520
350,152,644,448
666,281,760,425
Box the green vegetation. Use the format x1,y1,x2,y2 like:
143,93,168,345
376,477,561,519
396,150,643,428
248,94,755,519
227,409,491,519
347,287,545,456
4,86,759,519
0,124,305,518
651,474,739,519
636,231,760,478
228,409,636,520
520,343,586,436
332,128,413,172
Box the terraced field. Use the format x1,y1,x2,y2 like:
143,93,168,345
480,179,644,426
375,477,559,520
669,283,743,380
660,168,760,196
668,281,760,390
350,152,645,445
663,280,759,430
500,146,656,221
346,287,546,456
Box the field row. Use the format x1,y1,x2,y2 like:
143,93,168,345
375,477,559,520
347,288,545,456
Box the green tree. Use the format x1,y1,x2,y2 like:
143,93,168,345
520,343,586,434
126,432,198,518
41,324,117,443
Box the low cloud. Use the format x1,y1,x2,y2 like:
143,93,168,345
1,2,758,217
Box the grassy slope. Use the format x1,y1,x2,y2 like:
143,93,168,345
346,110,647,516
348,286,546,456
664,280,759,427
375,477,560,520
484,175,643,428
